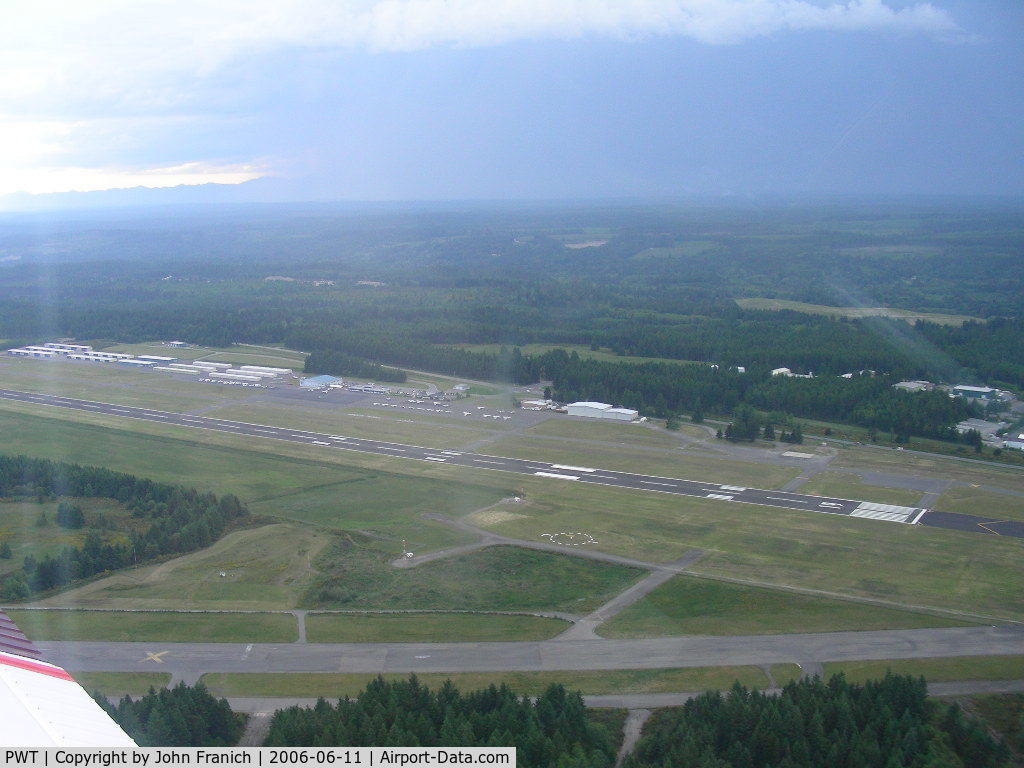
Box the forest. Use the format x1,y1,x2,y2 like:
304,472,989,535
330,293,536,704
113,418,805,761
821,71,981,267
96,682,244,747
0,455,249,600
624,674,1006,768
263,677,616,767
107,674,1012,766
0,202,1020,438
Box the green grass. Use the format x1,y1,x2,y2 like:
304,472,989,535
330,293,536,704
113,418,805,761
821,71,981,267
734,298,979,326
822,656,1024,684
31,524,327,610
305,612,569,642
485,435,798,489
770,664,803,686
597,577,978,638
831,444,1024,494
204,403,485,449
527,417,685,446
934,487,1024,523
474,477,1024,621
797,472,924,506
71,672,171,698
0,407,502,552
309,543,644,614
200,666,774,699
4,395,1024,624
7,609,297,642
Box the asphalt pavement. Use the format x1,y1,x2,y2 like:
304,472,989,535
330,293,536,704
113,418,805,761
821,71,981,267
37,626,1024,683
2,388,1016,538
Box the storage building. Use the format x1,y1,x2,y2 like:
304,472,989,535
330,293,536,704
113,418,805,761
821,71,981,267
210,372,261,382
565,401,639,421
136,355,178,363
301,374,340,389
7,348,58,358
239,365,290,374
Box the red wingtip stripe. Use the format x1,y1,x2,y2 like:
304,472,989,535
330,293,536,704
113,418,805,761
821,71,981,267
0,652,74,681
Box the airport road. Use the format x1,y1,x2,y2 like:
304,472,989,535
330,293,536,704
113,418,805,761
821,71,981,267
37,627,1024,681
0,388,1021,539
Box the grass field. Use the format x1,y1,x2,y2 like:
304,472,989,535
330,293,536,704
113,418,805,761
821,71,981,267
527,417,695,446
305,612,569,642
309,543,644,614
934,487,1024,523
475,479,1024,621
0,497,139,576
200,665,785,699
0,357,240,413
71,672,171,697
734,298,979,326
596,577,979,638
7,608,297,642
484,435,799,489
3,398,1024,624
770,664,803,686
831,444,1024,493
32,524,327,610
822,656,1024,684
797,472,924,506
0,407,503,552
204,402,489,450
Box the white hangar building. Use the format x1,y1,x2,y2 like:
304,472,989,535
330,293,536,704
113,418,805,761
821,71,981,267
565,401,639,421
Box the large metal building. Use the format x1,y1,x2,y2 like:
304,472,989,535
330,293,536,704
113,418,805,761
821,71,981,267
564,401,639,421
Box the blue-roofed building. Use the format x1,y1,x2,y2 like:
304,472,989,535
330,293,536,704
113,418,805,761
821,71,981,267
300,374,340,389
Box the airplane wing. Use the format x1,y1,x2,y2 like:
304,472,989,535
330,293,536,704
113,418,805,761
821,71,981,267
0,610,137,747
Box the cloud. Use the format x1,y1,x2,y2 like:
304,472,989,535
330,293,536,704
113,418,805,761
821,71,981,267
3,1,960,110
0,0,960,194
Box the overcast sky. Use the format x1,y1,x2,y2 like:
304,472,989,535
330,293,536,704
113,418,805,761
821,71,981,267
3,0,1022,202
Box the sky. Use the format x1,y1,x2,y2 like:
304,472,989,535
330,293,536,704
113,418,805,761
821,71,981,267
2,0,1023,204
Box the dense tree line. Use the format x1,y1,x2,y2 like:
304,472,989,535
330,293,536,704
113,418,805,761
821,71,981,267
264,677,616,767
625,674,1007,768
303,350,407,382
0,455,248,599
96,682,243,746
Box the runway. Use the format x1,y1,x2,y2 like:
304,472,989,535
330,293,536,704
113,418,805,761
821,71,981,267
1,388,1020,539
36,626,1024,681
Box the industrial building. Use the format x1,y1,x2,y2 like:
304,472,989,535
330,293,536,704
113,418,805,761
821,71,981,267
894,380,934,392
7,347,58,358
520,399,550,410
210,371,262,382
565,401,639,421
301,374,341,389
43,343,92,354
952,385,999,401
239,365,291,374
